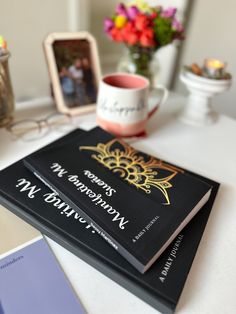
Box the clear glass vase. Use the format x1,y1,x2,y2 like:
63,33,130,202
117,46,160,88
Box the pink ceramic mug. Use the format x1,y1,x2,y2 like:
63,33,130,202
96,73,168,136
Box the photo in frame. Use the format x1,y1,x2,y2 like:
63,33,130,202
44,32,101,115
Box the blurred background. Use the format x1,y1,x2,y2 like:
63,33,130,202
0,0,235,118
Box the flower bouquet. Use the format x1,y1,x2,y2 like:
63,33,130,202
104,1,184,83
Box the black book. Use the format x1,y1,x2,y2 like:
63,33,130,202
0,129,219,314
24,127,212,273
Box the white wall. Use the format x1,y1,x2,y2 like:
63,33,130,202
174,0,236,119
0,1,67,101
0,0,88,102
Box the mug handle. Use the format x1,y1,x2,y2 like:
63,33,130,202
148,84,169,119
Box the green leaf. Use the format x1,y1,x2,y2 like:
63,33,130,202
153,18,174,46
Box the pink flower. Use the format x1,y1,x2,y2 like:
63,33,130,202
116,3,128,17
161,7,177,18
104,18,114,33
172,19,184,32
127,6,139,20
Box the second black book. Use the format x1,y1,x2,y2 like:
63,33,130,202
24,127,212,273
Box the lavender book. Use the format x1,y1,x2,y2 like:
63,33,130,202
0,205,85,314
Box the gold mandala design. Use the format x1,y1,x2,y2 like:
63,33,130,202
80,139,183,205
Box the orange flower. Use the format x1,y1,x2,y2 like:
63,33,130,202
122,21,135,33
121,22,140,45
126,31,140,45
140,28,155,47
134,13,151,31
142,28,154,39
150,12,158,19
110,27,123,42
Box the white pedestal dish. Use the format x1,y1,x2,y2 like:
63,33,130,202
180,70,232,126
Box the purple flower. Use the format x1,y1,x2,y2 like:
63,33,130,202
104,18,114,33
161,7,177,18
127,6,139,20
172,19,184,32
116,3,128,17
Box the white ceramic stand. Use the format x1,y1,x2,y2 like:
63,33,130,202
180,70,232,126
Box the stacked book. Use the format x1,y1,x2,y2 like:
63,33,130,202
0,127,219,314
0,205,85,314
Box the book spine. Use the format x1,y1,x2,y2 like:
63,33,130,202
25,164,145,274
33,171,58,195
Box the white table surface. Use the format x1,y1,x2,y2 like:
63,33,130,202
0,93,236,314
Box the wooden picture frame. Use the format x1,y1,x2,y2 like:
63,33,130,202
44,32,101,115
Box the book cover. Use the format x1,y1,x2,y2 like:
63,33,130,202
0,205,85,314
24,127,212,273
0,129,220,313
